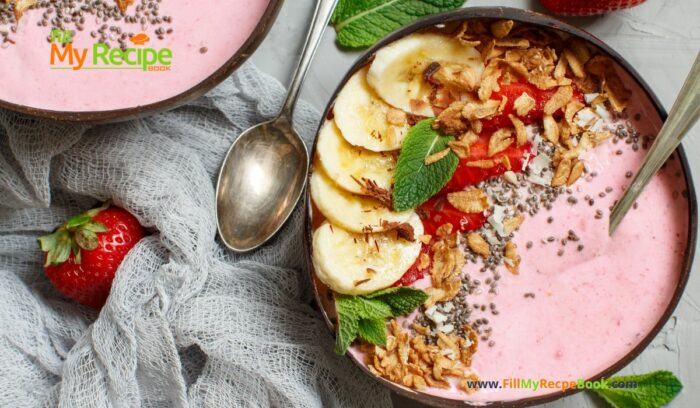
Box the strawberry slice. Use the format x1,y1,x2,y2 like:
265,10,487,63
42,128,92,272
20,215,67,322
393,244,431,287
481,81,584,130
443,133,533,191
417,196,488,236
394,197,488,286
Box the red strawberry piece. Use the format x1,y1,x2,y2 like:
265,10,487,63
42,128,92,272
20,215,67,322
38,204,145,309
417,196,488,236
443,133,534,192
539,0,645,16
393,196,489,286
481,81,584,131
392,244,431,287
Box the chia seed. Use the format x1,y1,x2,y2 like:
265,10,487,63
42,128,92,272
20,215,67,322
1,0,174,48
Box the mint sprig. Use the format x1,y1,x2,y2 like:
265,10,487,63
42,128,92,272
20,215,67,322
331,0,466,49
335,287,428,355
592,371,682,408
392,118,459,211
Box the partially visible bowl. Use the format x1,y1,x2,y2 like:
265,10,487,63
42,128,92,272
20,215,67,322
0,0,282,123
305,7,696,407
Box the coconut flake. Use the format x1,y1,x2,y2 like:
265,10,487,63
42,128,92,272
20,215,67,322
482,228,499,245
584,93,599,104
528,154,551,175
527,154,553,186
503,170,518,185
595,103,612,121
488,205,508,237
575,107,598,128
441,302,455,313
439,323,455,334
428,310,447,324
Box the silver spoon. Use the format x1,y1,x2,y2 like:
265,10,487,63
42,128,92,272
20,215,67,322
610,52,700,235
216,0,338,252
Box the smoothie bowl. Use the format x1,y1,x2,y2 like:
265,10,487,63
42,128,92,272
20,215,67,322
0,0,280,122
305,7,696,407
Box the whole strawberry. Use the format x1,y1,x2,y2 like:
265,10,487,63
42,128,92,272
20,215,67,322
38,204,145,309
539,0,646,16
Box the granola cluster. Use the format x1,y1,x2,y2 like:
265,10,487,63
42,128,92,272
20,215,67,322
364,320,480,393
424,224,465,307
427,19,630,189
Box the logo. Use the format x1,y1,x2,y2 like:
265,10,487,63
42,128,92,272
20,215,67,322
49,28,172,72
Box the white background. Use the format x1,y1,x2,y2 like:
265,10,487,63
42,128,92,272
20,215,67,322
251,1,700,406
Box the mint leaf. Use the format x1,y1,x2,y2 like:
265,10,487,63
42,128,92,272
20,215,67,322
332,0,467,48
348,295,394,320
592,371,682,408
333,288,427,354
334,295,392,354
357,318,387,346
365,286,429,316
335,296,361,355
392,118,459,211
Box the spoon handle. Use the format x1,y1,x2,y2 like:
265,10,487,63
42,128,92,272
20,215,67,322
281,0,339,118
609,52,700,235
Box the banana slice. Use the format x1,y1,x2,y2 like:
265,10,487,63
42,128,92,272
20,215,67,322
316,119,395,195
333,67,410,152
310,167,410,233
367,32,484,117
312,214,424,295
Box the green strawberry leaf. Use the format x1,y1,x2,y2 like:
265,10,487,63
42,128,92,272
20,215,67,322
82,221,109,233
392,118,459,211
357,318,387,346
365,286,429,316
332,0,467,48
64,214,91,228
592,371,682,408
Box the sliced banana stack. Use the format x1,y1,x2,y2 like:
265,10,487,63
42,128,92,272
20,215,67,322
316,120,396,195
333,67,410,152
312,213,424,295
310,167,411,233
367,32,484,117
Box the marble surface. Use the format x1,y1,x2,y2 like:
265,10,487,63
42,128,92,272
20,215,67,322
251,1,700,407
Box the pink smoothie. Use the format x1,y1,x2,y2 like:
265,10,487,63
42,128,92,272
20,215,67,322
0,0,271,112
350,70,691,402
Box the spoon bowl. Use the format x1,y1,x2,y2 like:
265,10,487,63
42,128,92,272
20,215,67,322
215,0,338,252
216,116,308,252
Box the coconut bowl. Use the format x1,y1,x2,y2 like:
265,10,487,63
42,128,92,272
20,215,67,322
0,0,282,123
304,7,697,407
